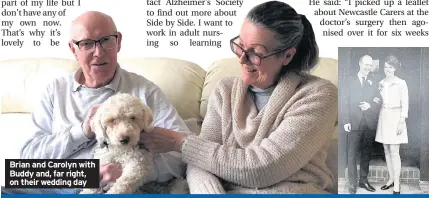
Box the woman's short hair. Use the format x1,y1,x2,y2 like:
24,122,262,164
384,55,401,70
246,1,319,76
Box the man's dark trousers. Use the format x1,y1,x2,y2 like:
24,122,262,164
347,115,376,186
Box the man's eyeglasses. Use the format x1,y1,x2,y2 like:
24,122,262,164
230,36,288,66
73,34,118,52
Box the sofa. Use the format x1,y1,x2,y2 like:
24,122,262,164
0,56,339,193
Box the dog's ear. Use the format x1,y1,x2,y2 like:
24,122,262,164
90,109,107,148
141,105,154,133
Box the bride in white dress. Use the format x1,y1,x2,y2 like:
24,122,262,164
375,55,409,194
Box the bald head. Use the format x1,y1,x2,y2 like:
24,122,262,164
68,11,122,89
70,11,117,41
359,55,372,64
359,55,372,76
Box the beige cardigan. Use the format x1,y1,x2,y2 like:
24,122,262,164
181,71,338,194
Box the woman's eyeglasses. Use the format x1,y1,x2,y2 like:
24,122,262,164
230,36,288,66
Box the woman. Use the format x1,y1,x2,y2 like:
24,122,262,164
141,1,338,194
376,55,409,194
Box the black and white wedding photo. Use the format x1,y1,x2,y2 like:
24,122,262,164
337,47,429,194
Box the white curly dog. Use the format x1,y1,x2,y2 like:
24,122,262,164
80,93,155,194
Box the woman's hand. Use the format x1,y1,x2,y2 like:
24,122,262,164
140,127,186,153
100,163,122,186
397,117,406,135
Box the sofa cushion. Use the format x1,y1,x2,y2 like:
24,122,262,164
0,58,79,113
309,57,338,87
310,58,339,139
118,58,206,122
200,57,241,119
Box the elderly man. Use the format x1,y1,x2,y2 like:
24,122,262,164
1,11,190,194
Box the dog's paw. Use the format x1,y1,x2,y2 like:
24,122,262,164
106,184,133,194
79,188,101,194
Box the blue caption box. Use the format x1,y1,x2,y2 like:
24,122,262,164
4,159,99,188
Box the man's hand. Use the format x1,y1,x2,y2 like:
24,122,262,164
140,127,186,153
344,123,351,132
100,163,122,186
359,102,371,111
373,97,381,104
82,104,101,139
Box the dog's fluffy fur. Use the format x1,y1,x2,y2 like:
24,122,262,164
80,93,155,194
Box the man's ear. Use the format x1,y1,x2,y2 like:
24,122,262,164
141,105,154,133
68,41,79,60
281,48,296,66
116,32,122,53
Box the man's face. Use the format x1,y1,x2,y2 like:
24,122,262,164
69,19,122,87
371,59,380,72
359,56,372,76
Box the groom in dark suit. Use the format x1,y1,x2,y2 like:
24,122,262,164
343,55,381,194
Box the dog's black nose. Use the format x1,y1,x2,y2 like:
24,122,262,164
119,136,130,145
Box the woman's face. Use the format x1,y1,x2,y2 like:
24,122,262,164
235,19,292,89
384,62,396,77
